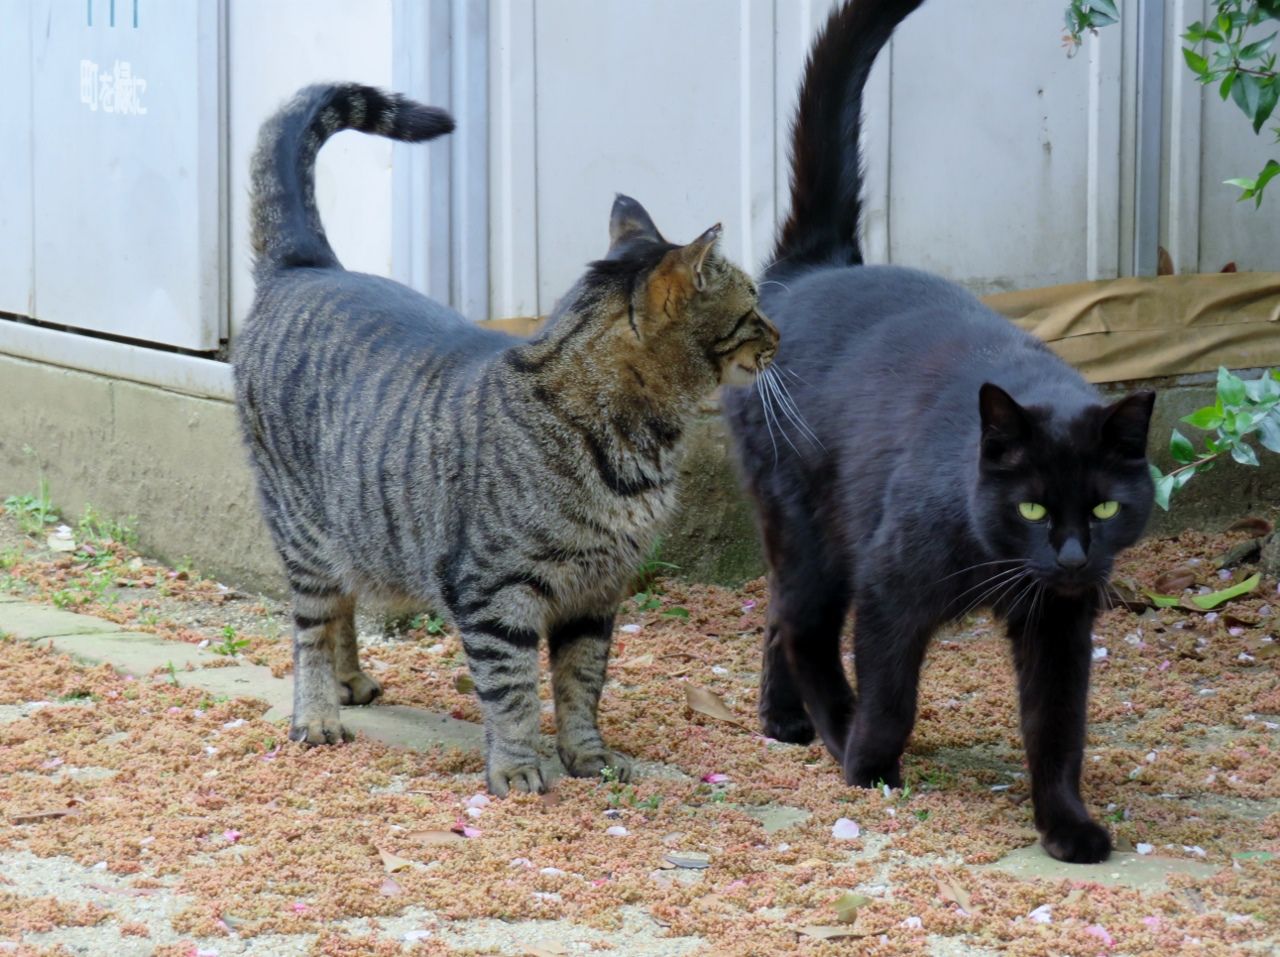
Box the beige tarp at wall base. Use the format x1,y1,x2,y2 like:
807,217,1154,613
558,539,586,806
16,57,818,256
985,272,1280,384
480,273,1280,386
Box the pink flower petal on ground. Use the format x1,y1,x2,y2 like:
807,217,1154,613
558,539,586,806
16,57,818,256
290,902,308,914
379,877,403,897
1158,660,1171,671
1142,916,1161,929
1085,924,1114,947
741,600,757,612
461,825,481,838
222,829,242,844
1028,904,1053,924
605,825,629,837
702,772,730,784
465,793,490,809
831,817,861,840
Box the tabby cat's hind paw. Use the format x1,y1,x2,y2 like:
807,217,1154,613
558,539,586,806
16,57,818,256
338,671,382,706
760,708,815,745
488,762,546,798
289,716,355,746
560,745,633,782
1041,819,1112,864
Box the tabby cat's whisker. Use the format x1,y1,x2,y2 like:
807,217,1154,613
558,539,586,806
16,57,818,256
765,367,825,449
762,368,816,453
756,376,780,467
757,373,798,460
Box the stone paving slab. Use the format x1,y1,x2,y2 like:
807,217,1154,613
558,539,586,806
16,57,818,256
983,844,1220,890
0,602,124,639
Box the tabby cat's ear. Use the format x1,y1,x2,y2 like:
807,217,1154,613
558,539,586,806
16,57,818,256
1099,390,1155,460
678,224,723,291
978,383,1031,464
608,194,665,252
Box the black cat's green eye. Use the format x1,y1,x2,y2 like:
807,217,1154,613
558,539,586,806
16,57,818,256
1092,500,1120,520
1018,502,1047,522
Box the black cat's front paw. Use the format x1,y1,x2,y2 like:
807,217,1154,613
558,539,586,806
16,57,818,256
760,706,815,744
1041,818,1112,864
843,757,903,790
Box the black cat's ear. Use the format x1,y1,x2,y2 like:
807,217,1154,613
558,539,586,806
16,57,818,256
1099,391,1155,460
678,224,722,291
979,383,1031,465
607,194,665,253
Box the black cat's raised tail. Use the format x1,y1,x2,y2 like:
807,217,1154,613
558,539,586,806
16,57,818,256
250,84,454,277
772,0,926,272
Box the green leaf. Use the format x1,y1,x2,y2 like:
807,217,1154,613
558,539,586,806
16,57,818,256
1183,47,1210,76
1218,367,1248,407
1258,411,1280,453
1153,473,1176,511
1220,71,1238,100
1238,32,1277,60
661,606,691,620
1231,442,1260,466
832,892,873,924
1181,405,1224,430
1144,590,1183,608
1089,0,1119,20
1188,572,1262,610
1254,76,1280,133
1169,429,1197,464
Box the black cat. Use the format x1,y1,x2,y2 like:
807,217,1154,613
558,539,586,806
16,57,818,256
723,0,1155,864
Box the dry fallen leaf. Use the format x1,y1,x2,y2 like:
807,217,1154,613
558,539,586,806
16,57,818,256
937,880,975,914
1154,567,1197,594
375,845,414,874
404,830,464,847
525,944,568,957
685,685,747,729
454,673,476,695
663,851,711,869
798,925,882,940
1227,516,1273,536
832,891,872,923
11,808,78,825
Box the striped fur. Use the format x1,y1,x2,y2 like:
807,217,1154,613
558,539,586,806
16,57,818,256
234,84,779,796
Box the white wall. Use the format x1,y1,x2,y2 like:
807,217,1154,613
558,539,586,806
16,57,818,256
226,0,395,339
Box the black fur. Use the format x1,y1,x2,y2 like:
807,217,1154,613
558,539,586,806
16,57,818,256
724,0,1156,864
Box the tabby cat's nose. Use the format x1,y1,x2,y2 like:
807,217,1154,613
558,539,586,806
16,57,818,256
1056,538,1087,570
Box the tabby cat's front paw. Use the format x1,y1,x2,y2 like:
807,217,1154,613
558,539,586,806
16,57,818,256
337,671,382,706
1041,818,1112,864
559,744,633,782
289,714,354,746
488,762,546,798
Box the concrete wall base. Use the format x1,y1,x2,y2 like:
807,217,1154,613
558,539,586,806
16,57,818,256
1,353,1275,598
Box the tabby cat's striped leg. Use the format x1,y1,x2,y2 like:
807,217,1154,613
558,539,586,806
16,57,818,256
461,623,545,797
550,615,631,781
289,588,355,746
330,596,381,706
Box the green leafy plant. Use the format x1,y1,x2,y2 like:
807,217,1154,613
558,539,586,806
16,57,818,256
1150,367,1280,509
3,479,60,535
76,504,138,548
631,538,680,595
212,625,250,657
1065,0,1280,205
631,591,663,613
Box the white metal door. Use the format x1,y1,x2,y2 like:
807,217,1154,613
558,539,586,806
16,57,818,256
29,0,224,350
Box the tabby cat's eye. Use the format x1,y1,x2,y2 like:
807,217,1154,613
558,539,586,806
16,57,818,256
1018,502,1047,522
1092,500,1120,520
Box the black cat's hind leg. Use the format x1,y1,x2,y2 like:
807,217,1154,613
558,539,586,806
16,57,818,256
758,516,853,759
842,598,932,790
1007,594,1111,864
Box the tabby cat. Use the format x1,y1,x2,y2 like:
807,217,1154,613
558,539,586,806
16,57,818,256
723,1,1155,863
234,84,778,796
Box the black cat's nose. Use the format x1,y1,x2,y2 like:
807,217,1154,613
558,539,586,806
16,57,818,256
1057,538,1088,570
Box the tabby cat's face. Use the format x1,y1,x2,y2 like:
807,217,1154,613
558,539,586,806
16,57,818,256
972,385,1155,596
595,196,778,394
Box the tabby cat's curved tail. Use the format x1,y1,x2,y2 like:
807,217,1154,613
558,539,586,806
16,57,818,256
250,84,454,277
770,0,927,273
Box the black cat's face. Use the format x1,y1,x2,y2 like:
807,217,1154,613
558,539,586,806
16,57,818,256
972,385,1156,595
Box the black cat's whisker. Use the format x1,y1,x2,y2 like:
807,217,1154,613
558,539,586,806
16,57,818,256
937,558,1025,584
949,565,1029,620
1004,576,1039,622
763,368,822,450
758,278,792,293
